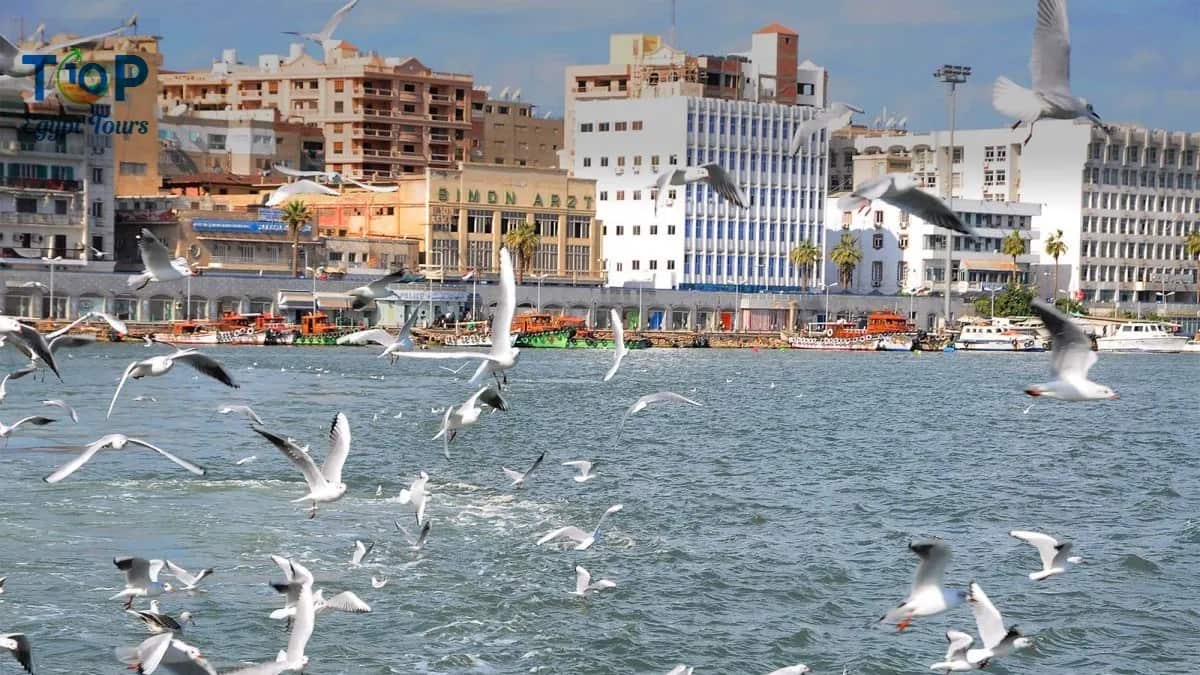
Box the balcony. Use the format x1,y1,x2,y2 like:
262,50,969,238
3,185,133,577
238,88,263,98
428,113,451,123
429,133,450,143
0,177,82,192
357,86,394,97
429,93,452,104
430,153,451,163
0,212,79,226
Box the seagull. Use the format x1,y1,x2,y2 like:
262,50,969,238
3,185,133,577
537,504,623,551
1,14,137,78
397,472,430,525
43,434,205,483
0,373,10,405
965,581,1035,668
993,0,1104,145
618,392,702,440
0,577,5,594
395,520,431,551
666,666,693,675
1026,300,1116,401
1009,530,1082,581
115,633,213,675
0,416,54,446
789,102,863,155
0,316,60,380
274,163,399,194
133,395,158,403
561,460,598,483
126,600,193,634
40,399,78,423
263,178,340,207
269,562,370,622
107,347,239,418
350,540,374,567
164,561,214,592
653,163,746,217
390,248,519,387
336,309,421,360
439,363,469,375
767,666,812,675
0,634,30,674
371,576,388,589
251,412,351,518
878,541,967,631
253,557,317,673
283,0,360,49
837,174,974,236
218,405,264,426
603,308,627,382
111,557,173,610
502,451,545,489
127,228,193,291
345,269,423,311
571,565,616,598
433,386,508,459
929,630,975,673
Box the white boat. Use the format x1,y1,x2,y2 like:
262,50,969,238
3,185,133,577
953,324,1045,352
1095,322,1189,353
441,332,518,348
785,334,880,351
877,335,914,352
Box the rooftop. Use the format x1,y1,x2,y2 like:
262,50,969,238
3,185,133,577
754,23,798,36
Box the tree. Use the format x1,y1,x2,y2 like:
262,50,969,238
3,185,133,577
1001,230,1026,286
1044,229,1068,300
972,284,1033,318
1186,230,1200,303
281,200,312,278
829,233,863,290
788,240,821,293
503,221,540,284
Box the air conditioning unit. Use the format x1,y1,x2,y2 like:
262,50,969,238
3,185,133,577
615,167,624,175
872,281,881,288
633,166,640,174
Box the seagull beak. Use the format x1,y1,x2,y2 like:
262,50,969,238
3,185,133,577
1110,392,1120,400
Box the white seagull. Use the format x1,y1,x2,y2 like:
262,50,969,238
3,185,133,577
44,434,204,483
371,576,388,589
0,373,11,405
537,504,623,551
0,415,54,446
245,556,317,674
433,386,508,459
0,15,137,77
218,405,264,426
114,633,213,675
571,565,616,598
395,520,431,551
39,399,77,424
336,309,421,359
0,316,60,380
262,178,339,208
283,0,360,49
929,630,975,673
502,451,545,489
350,540,374,567
1009,530,1082,581
164,561,214,592
993,0,1104,145
603,308,627,382
127,228,193,291
965,581,1035,668
618,392,702,439
251,412,351,518
653,163,746,217
111,557,173,609
397,472,430,525
274,163,398,194
666,666,693,675
126,600,193,635
766,666,812,675
789,102,863,155
878,541,967,632
345,269,422,311
561,460,598,483
0,634,30,675
390,248,519,386
107,347,239,418
837,174,974,236
268,556,370,624
1026,299,1116,401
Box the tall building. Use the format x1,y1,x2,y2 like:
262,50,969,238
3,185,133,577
573,96,827,290
158,108,325,177
468,94,563,168
158,43,474,179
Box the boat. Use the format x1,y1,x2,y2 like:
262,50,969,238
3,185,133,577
785,334,881,351
511,312,651,350
877,335,915,352
786,311,915,352
953,324,1046,352
293,311,357,346
1095,321,1189,353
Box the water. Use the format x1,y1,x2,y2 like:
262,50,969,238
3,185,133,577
0,344,1195,674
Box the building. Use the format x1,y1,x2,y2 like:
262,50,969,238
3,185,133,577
573,96,828,290
158,108,325,177
158,44,474,180
468,93,563,168
563,25,829,166
828,125,909,193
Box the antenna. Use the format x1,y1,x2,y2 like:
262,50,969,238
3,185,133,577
669,0,677,47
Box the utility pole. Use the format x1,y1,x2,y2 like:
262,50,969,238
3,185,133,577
934,64,971,331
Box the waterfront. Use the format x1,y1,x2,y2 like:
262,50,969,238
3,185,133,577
0,345,1194,673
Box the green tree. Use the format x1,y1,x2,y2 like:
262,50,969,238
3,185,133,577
1186,230,1200,303
1001,230,1026,286
788,240,821,293
973,284,1033,318
1044,229,1068,299
503,221,540,284
280,200,312,278
1055,296,1084,315
829,234,863,289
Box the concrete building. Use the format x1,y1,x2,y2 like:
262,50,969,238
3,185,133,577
158,108,325,177
469,94,563,168
573,96,827,291
159,43,474,179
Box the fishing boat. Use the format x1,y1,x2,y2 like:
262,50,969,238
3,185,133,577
785,334,881,351
293,312,357,346
953,324,1046,352
785,311,915,351
1096,321,1189,353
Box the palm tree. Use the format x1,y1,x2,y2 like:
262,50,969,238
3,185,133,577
503,221,540,284
829,233,862,290
1044,229,1068,299
788,240,821,293
1186,230,1200,303
1001,230,1026,286
281,200,312,278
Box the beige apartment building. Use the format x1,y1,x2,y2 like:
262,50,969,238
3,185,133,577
469,95,563,168
158,108,325,177
158,43,474,180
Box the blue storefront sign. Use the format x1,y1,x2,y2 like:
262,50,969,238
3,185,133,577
192,219,311,235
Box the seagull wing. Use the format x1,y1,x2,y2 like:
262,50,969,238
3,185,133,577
115,556,155,586
138,228,177,278
882,187,973,235
1009,530,1061,571
319,0,360,40
490,248,516,356
48,334,96,352
501,467,524,483
526,451,546,476
635,391,703,410
701,163,747,208
788,113,829,156
909,541,951,593
336,328,396,347
0,633,32,674
42,16,134,53
1030,299,1096,379
945,630,974,660
271,163,325,178
172,351,238,388
561,460,593,476
574,566,591,595
252,426,327,490
41,399,78,423
132,633,173,674
88,311,129,336
365,269,417,298
603,308,627,382
321,412,351,483
164,561,199,586
414,521,431,548
9,322,61,380
1031,0,1072,94
126,438,206,476
43,435,117,483
476,386,509,411
9,416,54,431
652,170,673,217
967,582,1008,649
536,526,589,545
321,590,371,613
342,176,399,193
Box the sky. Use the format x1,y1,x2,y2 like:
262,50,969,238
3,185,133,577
5,0,1200,133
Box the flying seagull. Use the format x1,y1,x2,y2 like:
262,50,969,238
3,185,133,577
164,561,214,592
993,0,1104,145
126,600,193,635
371,576,388,589
115,632,213,675
395,520,431,551
251,412,351,518
571,565,616,598
0,316,61,380
0,416,54,446
40,399,78,423
561,460,598,483
252,556,317,674
502,451,545,489
263,178,340,207
44,433,204,483
127,228,193,291
107,347,238,418
1026,299,1116,401
397,472,430,526
603,308,627,382
1009,530,1082,581
789,102,863,155
283,0,360,49
433,386,508,459
653,163,746,217
878,541,967,631
536,504,623,551
345,269,423,311
0,14,137,78
111,557,173,610
766,666,812,675
964,581,1035,668
274,163,399,194
837,174,974,236
350,540,374,567
218,405,264,426
336,308,421,359
0,634,30,675
618,392,702,439
929,630,975,673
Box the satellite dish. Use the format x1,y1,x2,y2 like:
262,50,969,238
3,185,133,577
885,116,897,129
512,88,521,101
896,116,908,129
497,86,510,101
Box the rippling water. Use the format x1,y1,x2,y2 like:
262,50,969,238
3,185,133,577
0,344,1195,674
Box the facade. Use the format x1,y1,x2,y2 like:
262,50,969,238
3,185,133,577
573,96,828,290
469,95,563,168
159,109,324,177
828,125,909,193
159,44,474,179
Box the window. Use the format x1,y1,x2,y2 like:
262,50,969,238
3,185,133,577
467,209,492,234
651,154,660,166
649,260,658,270
666,260,675,270
669,154,678,165
599,191,608,201
600,156,609,167
598,122,610,132
899,235,909,250
632,190,641,201
667,225,676,235
615,262,623,271
568,215,590,239
633,155,643,166
872,260,883,283
582,157,591,167
90,201,104,218
649,225,658,235
1128,146,1140,163
614,121,627,131
631,260,640,270
16,198,36,214
874,210,884,226
617,156,626,167
615,225,624,235
632,121,643,130
91,167,103,184
333,141,344,154
580,123,593,132
54,199,68,215
615,191,625,200
799,83,815,96
207,134,226,150
535,213,558,237
632,225,641,236
119,162,147,176
872,233,883,249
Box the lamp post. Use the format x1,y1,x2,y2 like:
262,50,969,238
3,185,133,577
733,277,741,332
41,256,61,319
983,284,1003,318
305,266,324,318
934,64,971,330
532,273,549,312
823,282,839,321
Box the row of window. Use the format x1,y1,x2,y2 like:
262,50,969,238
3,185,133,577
605,224,677,236
578,120,646,133
1085,166,1198,190
427,209,591,238
612,259,676,272
1082,215,1197,237
1082,264,1198,284
683,220,822,242
1088,142,1198,168
582,154,677,169
1082,239,1196,262
430,240,593,273
1083,191,1200,214
681,254,802,278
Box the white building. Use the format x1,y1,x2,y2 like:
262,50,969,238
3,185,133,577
573,96,828,290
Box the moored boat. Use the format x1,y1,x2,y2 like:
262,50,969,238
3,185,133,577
953,324,1046,352
786,310,915,352
1096,321,1189,353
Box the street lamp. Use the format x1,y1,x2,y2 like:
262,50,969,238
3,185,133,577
982,284,1004,318
305,266,324,318
531,273,549,312
934,64,971,330
822,282,839,321
41,256,62,319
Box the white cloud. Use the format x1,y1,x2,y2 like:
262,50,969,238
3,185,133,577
837,0,1027,26
1118,48,1165,74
